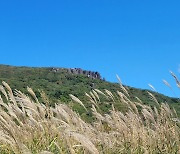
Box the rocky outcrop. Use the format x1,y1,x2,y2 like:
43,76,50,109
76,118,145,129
51,68,60,72
68,68,101,80
50,67,102,80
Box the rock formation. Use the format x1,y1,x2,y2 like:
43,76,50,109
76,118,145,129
68,68,102,80
50,67,102,80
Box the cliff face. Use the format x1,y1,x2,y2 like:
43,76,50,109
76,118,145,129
50,67,102,80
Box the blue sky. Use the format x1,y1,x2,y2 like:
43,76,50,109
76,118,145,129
0,0,180,97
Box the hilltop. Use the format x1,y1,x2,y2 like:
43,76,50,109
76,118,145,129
0,64,179,120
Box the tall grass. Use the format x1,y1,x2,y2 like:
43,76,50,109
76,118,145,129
0,81,179,154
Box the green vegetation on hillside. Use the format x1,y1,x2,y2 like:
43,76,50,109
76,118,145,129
0,64,179,119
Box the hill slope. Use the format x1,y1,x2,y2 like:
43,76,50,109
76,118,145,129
0,64,179,119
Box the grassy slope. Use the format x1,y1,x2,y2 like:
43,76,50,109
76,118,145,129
0,64,179,119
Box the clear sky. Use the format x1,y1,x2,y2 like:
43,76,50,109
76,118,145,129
0,0,180,97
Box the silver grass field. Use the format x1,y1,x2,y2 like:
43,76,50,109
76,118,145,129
0,76,179,154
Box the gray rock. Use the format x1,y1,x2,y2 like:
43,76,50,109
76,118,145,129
50,67,102,80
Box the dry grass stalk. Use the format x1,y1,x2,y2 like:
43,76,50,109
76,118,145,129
148,84,157,92
170,71,180,88
69,94,87,112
